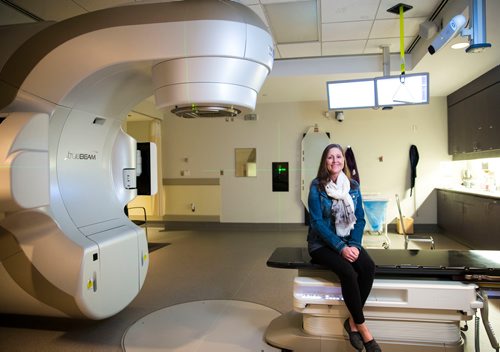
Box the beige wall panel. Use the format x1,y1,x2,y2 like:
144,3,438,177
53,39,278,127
164,185,221,216
162,98,450,224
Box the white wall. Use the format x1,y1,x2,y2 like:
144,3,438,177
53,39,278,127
162,97,450,224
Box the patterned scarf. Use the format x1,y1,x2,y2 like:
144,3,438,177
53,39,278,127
325,171,356,237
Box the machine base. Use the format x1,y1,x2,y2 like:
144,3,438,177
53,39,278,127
265,311,465,352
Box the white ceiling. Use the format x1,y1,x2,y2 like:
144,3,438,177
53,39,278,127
1,0,499,106
240,0,440,58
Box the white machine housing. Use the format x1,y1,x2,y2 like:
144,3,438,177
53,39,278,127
0,0,273,319
266,271,483,351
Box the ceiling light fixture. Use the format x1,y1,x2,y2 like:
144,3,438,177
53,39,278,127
451,42,470,50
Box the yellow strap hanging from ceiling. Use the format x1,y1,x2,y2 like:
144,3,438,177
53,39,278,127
399,4,406,78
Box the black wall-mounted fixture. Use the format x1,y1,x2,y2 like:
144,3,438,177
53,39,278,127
272,162,289,192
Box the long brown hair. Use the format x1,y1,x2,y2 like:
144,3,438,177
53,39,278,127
316,144,352,189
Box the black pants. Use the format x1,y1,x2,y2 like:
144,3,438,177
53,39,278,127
310,246,375,324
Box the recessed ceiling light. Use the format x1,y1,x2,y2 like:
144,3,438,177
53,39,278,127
451,42,470,50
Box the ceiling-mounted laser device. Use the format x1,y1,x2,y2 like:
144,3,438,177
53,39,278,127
428,14,467,54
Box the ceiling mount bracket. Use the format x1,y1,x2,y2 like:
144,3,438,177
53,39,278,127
386,3,413,15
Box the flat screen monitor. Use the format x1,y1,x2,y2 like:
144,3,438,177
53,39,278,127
326,78,376,110
375,72,429,107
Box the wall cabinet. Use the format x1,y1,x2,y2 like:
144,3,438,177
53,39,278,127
437,189,500,249
447,66,500,156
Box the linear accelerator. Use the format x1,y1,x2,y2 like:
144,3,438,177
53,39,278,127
0,0,273,319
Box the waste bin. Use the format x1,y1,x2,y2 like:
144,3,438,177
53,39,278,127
363,198,388,233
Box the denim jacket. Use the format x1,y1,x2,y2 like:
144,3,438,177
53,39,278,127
307,178,366,254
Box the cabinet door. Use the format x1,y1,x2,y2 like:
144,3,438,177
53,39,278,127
437,190,500,249
462,195,500,249
447,107,458,155
448,103,468,154
478,83,499,150
466,90,486,152
462,197,488,248
437,190,463,235
447,82,499,154
485,199,500,249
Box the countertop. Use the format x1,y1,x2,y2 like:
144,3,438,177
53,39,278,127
437,186,500,200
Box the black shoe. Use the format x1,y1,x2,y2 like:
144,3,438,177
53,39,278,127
364,339,382,352
343,318,364,351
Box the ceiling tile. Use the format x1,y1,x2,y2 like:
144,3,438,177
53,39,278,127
73,0,131,12
11,0,85,21
376,0,441,19
322,21,372,41
265,0,318,44
247,4,270,27
0,2,34,24
231,0,260,5
322,40,367,56
278,42,321,58
321,0,380,23
273,45,282,59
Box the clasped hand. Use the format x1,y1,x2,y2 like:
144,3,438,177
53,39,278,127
341,246,359,263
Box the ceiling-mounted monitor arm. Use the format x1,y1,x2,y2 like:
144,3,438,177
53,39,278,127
381,45,391,77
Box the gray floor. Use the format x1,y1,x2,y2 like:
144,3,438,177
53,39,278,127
0,226,498,352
